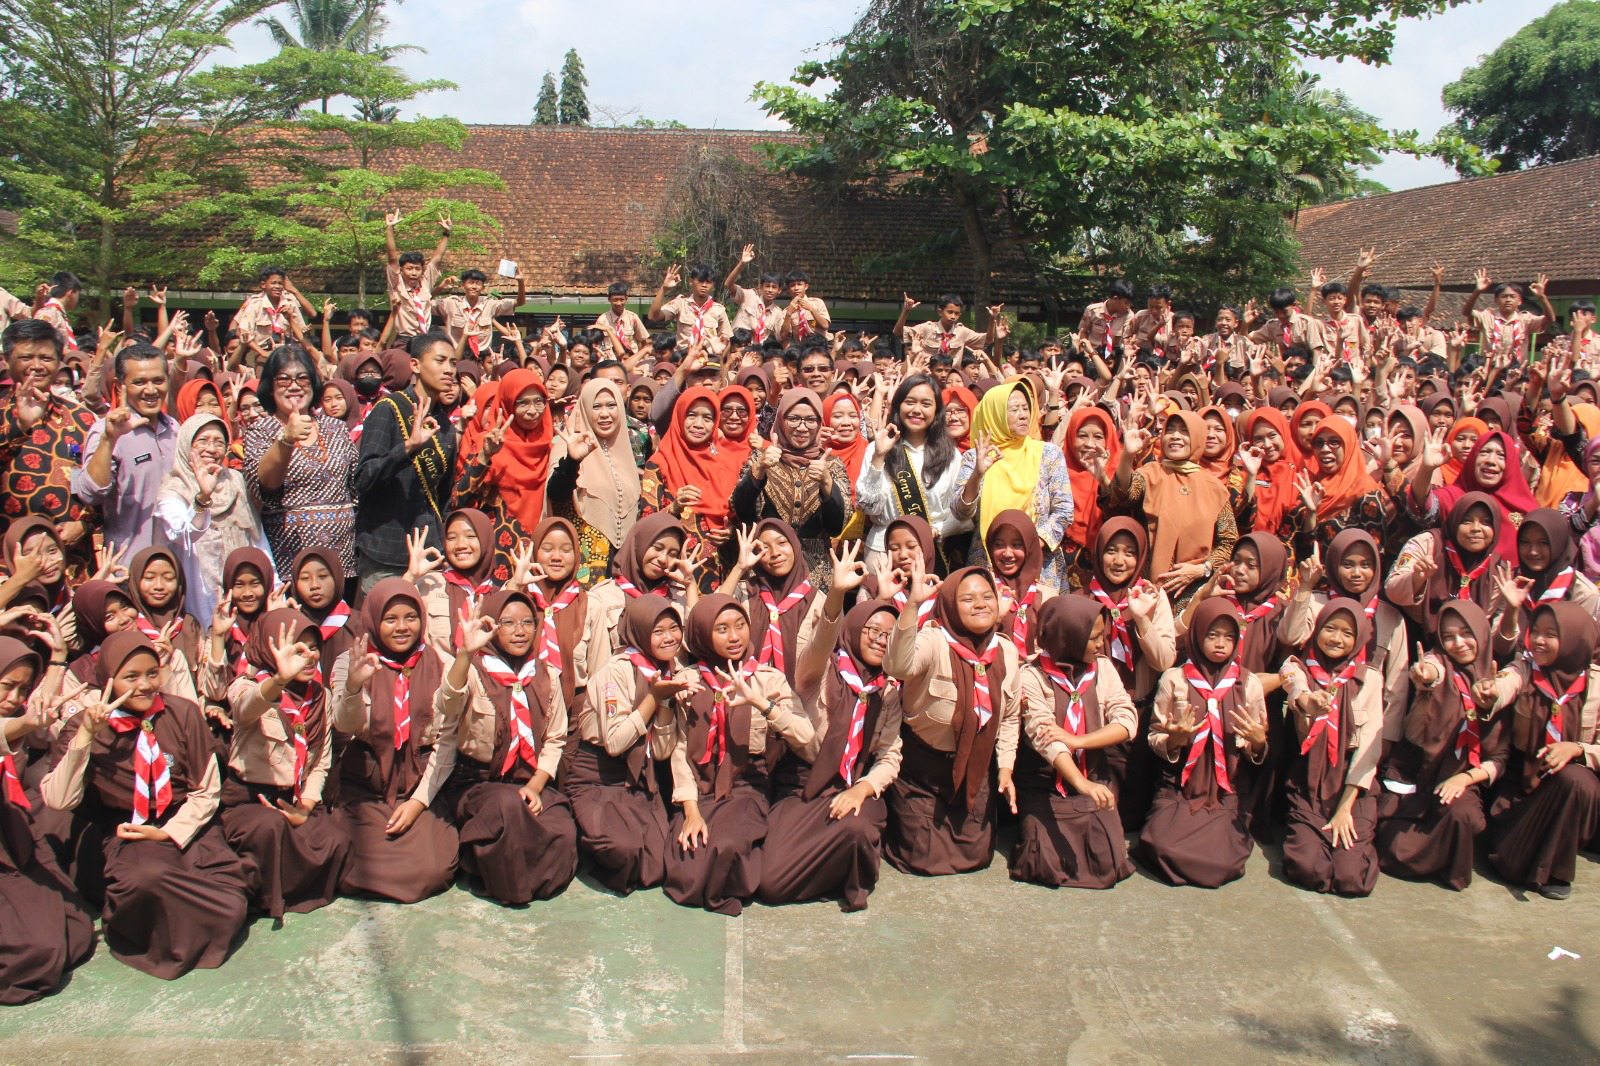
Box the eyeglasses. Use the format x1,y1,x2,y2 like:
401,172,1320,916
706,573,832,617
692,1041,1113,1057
516,397,548,412
785,415,820,428
497,618,538,631
860,626,894,642
274,373,312,386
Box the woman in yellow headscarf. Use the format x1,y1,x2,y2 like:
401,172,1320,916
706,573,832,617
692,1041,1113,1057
951,380,1075,588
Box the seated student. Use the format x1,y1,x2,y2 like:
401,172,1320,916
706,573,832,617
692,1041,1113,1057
0,637,95,1004
985,508,1054,657
1377,602,1516,890
1488,602,1600,900
524,516,609,725
587,512,698,651
287,546,361,674
895,293,990,360
1126,283,1173,350
125,546,202,705
329,579,459,903
405,508,502,657
568,594,683,894
1278,600,1383,896
758,556,902,911
882,560,1021,876
199,547,276,704
42,631,250,979
664,594,815,916
435,590,578,906
223,609,351,918
1011,595,1136,889
1139,600,1269,887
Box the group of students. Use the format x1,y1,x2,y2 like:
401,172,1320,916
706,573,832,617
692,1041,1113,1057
1,243,1599,1008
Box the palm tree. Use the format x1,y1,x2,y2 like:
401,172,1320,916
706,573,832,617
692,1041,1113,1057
258,0,413,113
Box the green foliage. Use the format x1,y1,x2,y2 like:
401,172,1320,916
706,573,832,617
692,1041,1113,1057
169,53,504,305
0,0,349,309
534,73,560,125
559,49,591,126
756,0,1488,317
1441,0,1600,172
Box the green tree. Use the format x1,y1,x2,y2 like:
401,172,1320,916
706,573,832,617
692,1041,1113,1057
757,0,1484,315
534,73,560,124
559,48,590,126
0,0,349,312
258,0,416,114
1441,0,1600,173
170,55,505,307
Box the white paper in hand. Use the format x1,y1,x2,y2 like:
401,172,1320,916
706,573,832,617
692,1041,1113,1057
498,259,518,278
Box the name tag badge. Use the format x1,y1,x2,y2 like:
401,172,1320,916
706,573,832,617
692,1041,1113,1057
133,452,153,466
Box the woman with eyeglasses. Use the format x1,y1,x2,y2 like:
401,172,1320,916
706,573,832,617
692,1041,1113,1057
732,388,849,586
241,345,359,580
452,369,553,575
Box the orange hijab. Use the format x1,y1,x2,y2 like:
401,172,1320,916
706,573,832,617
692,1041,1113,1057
1063,406,1121,552
175,379,219,423
942,385,979,452
1289,400,1333,472
1138,411,1230,575
647,386,742,526
1307,416,1379,523
460,370,553,532
1196,405,1237,480
1440,416,1488,486
821,392,869,490
1237,407,1299,534
1537,403,1600,507
718,384,758,472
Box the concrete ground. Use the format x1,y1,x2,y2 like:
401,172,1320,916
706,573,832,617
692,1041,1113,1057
2,837,1597,1065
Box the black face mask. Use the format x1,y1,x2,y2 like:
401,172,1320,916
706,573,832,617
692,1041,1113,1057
354,374,383,398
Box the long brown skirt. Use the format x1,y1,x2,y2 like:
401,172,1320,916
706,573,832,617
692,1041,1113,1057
1107,700,1158,832
1375,785,1485,890
561,742,669,895
1135,789,1253,888
1009,785,1132,889
0,809,95,1005
1488,763,1600,888
1282,786,1379,897
331,788,459,904
101,825,250,979
758,791,886,911
884,732,995,877
664,783,768,916
220,779,351,918
448,778,578,905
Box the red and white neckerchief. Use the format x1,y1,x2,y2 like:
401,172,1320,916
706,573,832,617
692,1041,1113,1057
406,284,432,332
695,660,757,768
1037,653,1096,789
889,588,936,625
1325,315,1360,363
1534,567,1576,605
792,303,812,340
0,752,28,809
1099,314,1117,361
1531,664,1586,747
316,601,352,642
444,569,497,648
614,576,644,600
108,696,173,824
624,648,661,683
687,297,715,344
1181,662,1242,792
530,581,581,675
378,646,424,750
946,631,1002,728
1443,543,1493,598
461,301,487,355
479,652,542,774
751,304,770,345
260,297,288,341
43,299,78,350
611,310,634,353
1225,592,1279,625
1006,582,1042,657
229,622,251,676
1299,650,1367,765
254,667,323,803
937,328,956,354
1087,579,1133,668
133,613,164,641
1276,315,1301,357
1487,314,1525,356
833,651,883,786
756,580,814,674
1448,671,1483,768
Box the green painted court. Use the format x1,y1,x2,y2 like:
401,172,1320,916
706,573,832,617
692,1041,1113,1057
2,842,1597,1065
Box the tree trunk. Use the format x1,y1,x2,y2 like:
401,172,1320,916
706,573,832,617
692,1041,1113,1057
953,182,994,309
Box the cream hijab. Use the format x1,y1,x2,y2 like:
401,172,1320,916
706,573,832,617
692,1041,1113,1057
564,377,641,548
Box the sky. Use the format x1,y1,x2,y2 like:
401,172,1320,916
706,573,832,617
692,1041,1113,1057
229,0,1559,193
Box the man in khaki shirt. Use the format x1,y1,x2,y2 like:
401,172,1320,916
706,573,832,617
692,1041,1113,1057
1248,288,1331,360
1463,270,1556,363
436,268,524,356
0,285,30,337
1076,280,1136,363
895,292,991,358
384,209,452,341
649,264,731,356
593,281,652,358
722,244,786,346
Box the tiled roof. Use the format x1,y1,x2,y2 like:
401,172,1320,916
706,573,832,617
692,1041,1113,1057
192,125,1028,303
1294,154,1600,289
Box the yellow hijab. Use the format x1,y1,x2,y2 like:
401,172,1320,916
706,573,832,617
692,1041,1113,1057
971,380,1044,538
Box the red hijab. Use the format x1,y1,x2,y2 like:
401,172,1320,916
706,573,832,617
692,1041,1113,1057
1063,406,1121,553
1307,416,1379,523
718,384,758,470
1432,429,1538,558
648,386,742,527
175,379,219,423
941,385,979,451
1237,407,1300,534
1289,399,1333,472
459,370,552,532
821,392,869,491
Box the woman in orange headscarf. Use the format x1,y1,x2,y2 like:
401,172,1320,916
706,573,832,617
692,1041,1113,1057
1440,416,1488,486
942,385,979,452
1237,407,1300,540
1289,399,1333,472
175,379,223,423
1062,405,1121,577
642,387,746,584
1295,415,1386,556
452,369,553,572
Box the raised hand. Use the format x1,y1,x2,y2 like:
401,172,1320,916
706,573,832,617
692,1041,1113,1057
663,264,682,289
1473,267,1491,293
830,541,866,593
903,551,939,608
973,430,1002,475
1127,580,1160,622
282,408,314,446
1294,470,1324,514
1164,696,1199,746
1492,561,1532,612
385,209,403,227
457,605,497,654
739,243,756,265
13,383,50,430
1419,425,1448,468
478,408,511,462
347,651,382,692
404,396,440,454
716,665,766,710
270,622,318,684
105,405,150,442
557,423,596,463
1238,444,1264,479
732,524,766,573
94,543,129,584
403,527,445,582
1297,544,1324,590
212,593,237,640
1531,273,1549,298
902,292,920,311
1409,643,1441,688
437,211,453,235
